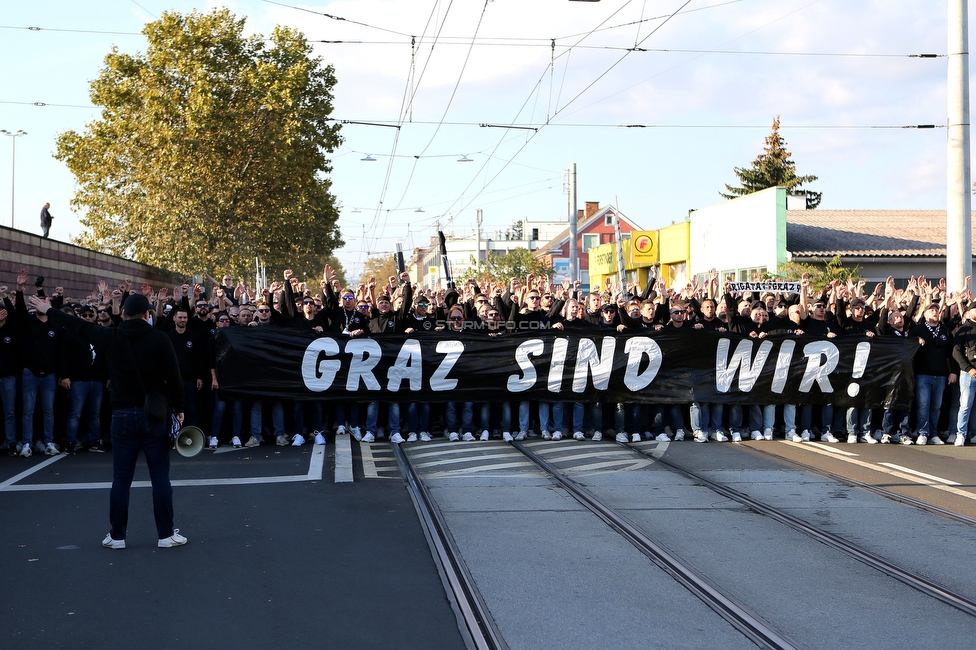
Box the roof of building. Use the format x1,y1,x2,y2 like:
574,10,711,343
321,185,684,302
786,209,976,258
534,205,642,256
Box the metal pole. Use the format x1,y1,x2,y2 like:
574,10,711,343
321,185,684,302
476,209,483,266
613,208,627,294
568,163,578,282
948,0,972,291
1,130,26,229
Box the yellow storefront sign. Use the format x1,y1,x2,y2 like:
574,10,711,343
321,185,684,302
630,231,659,264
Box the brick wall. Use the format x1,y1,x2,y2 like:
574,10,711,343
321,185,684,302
0,225,182,303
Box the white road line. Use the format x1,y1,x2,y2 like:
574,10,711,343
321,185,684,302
422,461,537,478
0,453,67,490
360,440,379,478
333,436,353,483
562,459,654,472
784,440,860,457
308,442,327,481
877,463,961,486
410,452,520,468
532,450,637,463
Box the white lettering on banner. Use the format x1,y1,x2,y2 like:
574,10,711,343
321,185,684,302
549,338,569,392
387,339,423,391
431,340,464,391
847,342,871,397
623,337,663,391
302,337,342,392
771,340,795,394
715,338,773,393
799,341,840,393
508,339,545,392
345,340,383,391
729,281,800,293
574,338,616,392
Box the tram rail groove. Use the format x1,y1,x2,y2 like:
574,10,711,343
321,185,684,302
512,441,803,650
393,443,509,650
620,441,976,619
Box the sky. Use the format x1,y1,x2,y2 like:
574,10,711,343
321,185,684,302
0,0,962,282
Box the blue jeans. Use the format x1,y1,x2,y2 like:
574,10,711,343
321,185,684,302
366,401,400,435
914,375,946,437
406,402,430,432
108,407,174,541
250,400,285,438
22,369,55,447
334,402,360,429
446,402,473,433
182,380,198,428
690,403,724,433
211,390,243,440
881,409,910,435
783,404,811,432
845,407,871,435
65,380,104,445
0,375,16,444
956,373,976,435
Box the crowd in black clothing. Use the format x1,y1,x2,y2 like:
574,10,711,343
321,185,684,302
1,265,974,458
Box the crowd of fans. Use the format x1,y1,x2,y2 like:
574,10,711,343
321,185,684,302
0,263,972,458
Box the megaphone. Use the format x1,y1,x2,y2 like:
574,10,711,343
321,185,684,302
175,426,205,458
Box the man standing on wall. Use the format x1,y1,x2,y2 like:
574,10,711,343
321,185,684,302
40,202,53,238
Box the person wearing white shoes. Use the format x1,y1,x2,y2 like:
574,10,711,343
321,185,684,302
951,304,976,447
909,301,956,445
208,436,218,450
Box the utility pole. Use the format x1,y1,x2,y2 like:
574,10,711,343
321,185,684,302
948,0,972,291
612,208,626,294
476,209,483,266
568,163,578,282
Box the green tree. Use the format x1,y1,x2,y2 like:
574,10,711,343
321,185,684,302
55,8,343,280
721,116,821,209
771,255,861,292
359,254,399,286
460,248,552,283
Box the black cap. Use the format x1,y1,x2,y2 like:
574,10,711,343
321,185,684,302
122,294,151,316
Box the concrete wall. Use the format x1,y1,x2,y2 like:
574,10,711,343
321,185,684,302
0,225,181,303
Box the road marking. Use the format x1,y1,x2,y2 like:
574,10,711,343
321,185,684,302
0,453,68,490
422,461,538,479
877,463,961,486
784,441,859,457
411,452,524,468
360,440,379,478
334,435,353,483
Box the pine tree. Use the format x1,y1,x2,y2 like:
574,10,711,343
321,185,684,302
720,116,821,208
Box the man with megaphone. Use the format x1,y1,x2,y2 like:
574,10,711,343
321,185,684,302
29,291,187,550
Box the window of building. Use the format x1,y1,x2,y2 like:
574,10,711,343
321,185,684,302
582,234,599,252
531,228,539,241
737,267,767,281
604,214,613,226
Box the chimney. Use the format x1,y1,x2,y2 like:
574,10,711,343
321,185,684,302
577,209,584,222
585,201,600,218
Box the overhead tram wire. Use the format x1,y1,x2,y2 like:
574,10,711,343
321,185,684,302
261,0,413,37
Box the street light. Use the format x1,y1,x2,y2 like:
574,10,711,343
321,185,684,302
0,129,27,229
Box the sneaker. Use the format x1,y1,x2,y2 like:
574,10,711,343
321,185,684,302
336,424,347,435
916,435,928,446
291,433,306,447
102,533,125,550
462,432,475,442
362,432,375,443
89,443,104,453
847,434,858,444
693,430,708,443
20,445,31,458
880,433,892,444
390,432,405,444
789,430,801,442
591,431,602,442
158,529,187,548
551,430,562,441
207,436,218,450
899,434,914,445
245,435,262,448
573,431,585,441
673,429,685,441
449,432,460,442
314,431,327,445
970,435,976,445
350,426,362,440
822,432,840,443
800,429,812,442
763,428,773,441
732,432,742,443
615,432,629,443
503,431,514,442
420,431,432,442
44,442,59,456
713,430,729,442
275,435,289,446
930,435,944,445
861,434,878,444
956,434,966,447
541,430,551,440
406,432,418,442
480,430,490,441
34,442,46,455
656,433,671,442
64,440,77,454
514,431,527,441
750,430,763,441
231,436,243,448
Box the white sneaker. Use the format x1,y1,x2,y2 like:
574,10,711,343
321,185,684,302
713,430,729,442
880,433,892,444
930,435,945,445
899,434,914,445
449,432,460,442
158,529,187,548
674,429,685,441
514,431,527,441
44,442,59,456
970,435,976,444
800,429,811,442
591,431,602,442
20,444,31,458
789,429,802,442
406,432,418,442
916,435,928,446
462,432,475,441
350,426,362,440
948,433,957,443
956,434,966,447
314,432,327,445
291,433,306,447
480,430,490,441
503,431,514,442
732,432,742,443
245,435,262,447
541,430,551,440
102,533,125,550
693,430,708,443
847,434,858,444
551,431,562,441
231,436,242,448
861,433,878,444
750,430,763,441
573,431,585,441
420,431,432,442
208,436,218,449
656,433,671,442
631,433,642,443
763,428,773,441
361,432,374,443
822,432,840,443
390,432,405,444
336,425,347,435
615,432,628,443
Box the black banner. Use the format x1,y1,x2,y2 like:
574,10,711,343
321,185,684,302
215,327,918,409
